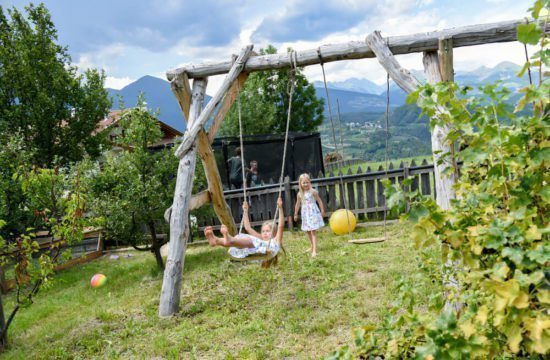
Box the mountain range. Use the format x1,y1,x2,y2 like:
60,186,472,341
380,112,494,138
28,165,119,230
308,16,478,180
106,61,528,132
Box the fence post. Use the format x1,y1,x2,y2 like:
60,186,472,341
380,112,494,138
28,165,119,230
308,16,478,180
284,176,293,230
403,162,410,212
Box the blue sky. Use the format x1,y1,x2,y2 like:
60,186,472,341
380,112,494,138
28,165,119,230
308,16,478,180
0,0,532,92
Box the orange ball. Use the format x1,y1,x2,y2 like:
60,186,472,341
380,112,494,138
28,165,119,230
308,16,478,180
90,273,107,288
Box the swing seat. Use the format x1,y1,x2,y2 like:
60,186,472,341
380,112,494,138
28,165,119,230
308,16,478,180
348,236,386,244
228,250,276,262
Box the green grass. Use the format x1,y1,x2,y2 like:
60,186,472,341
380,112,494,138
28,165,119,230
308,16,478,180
2,223,423,359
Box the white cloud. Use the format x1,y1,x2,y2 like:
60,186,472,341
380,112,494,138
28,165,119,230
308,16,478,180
105,76,135,89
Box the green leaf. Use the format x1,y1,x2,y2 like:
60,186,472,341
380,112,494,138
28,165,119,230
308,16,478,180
502,247,524,265
517,23,542,45
408,204,429,222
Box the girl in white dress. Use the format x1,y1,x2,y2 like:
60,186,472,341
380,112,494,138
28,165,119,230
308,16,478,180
293,174,325,257
204,198,284,267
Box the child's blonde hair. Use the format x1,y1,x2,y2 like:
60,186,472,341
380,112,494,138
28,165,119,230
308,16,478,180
297,173,312,200
261,221,274,236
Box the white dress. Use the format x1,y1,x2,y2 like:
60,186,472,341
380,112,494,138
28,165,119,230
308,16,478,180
228,234,280,259
300,190,325,231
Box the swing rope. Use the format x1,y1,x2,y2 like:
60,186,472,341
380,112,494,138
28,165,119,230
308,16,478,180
317,48,353,241
231,50,297,260
317,48,390,243
266,49,297,252
236,77,247,234
382,72,390,240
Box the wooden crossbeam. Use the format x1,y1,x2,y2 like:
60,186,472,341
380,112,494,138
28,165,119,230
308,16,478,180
174,45,254,158
167,19,547,80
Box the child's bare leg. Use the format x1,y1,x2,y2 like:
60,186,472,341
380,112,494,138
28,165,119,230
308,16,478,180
304,231,313,253
204,226,223,246
311,230,318,257
220,225,255,248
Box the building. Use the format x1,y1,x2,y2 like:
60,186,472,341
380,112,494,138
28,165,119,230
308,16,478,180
96,110,183,150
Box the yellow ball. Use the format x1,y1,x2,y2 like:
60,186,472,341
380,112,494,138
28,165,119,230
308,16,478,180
329,209,357,235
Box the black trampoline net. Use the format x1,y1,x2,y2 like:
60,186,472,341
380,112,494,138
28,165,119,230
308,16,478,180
212,132,325,189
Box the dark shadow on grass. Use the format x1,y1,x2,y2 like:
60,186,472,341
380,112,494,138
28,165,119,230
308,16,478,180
182,246,233,273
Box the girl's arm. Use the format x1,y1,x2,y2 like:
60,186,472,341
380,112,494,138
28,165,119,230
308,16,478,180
313,189,325,217
293,195,301,221
243,202,262,238
275,197,285,245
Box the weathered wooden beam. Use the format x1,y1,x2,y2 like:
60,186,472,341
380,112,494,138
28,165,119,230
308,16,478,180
159,78,207,317
438,38,454,82
197,131,237,234
207,72,249,143
365,31,422,94
190,190,211,210
172,62,240,234
167,63,238,234
170,72,192,117
163,190,212,223
423,50,456,210
174,45,254,158
366,31,456,210
167,19,546,80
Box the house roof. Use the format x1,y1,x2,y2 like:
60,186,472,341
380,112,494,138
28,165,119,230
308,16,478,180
96,110,183,138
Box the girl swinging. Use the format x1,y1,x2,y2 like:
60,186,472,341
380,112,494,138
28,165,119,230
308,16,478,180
204,197,285,267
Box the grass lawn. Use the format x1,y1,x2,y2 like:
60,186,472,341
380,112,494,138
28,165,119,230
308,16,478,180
2,223,421,359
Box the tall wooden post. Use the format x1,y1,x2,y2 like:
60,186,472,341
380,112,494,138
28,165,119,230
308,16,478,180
423,40,457,210
159,78,207,317
365,31,456,209
159,46,253,317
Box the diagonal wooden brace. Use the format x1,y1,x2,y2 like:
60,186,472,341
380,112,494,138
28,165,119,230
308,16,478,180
174,45,254,159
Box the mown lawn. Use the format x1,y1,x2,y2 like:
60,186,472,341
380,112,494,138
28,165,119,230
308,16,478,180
2,223,421,359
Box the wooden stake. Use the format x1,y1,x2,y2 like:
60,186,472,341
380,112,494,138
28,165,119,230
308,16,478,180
159,78,207,317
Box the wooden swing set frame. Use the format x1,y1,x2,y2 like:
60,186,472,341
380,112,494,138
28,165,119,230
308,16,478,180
158,18,549,317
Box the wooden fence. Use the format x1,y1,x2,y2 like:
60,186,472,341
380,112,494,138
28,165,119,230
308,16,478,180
0,228,104,293
196,159,436,231
324,158,365,172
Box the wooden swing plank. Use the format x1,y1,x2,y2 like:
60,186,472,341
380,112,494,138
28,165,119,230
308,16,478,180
228,250,275,262
348,237,386,244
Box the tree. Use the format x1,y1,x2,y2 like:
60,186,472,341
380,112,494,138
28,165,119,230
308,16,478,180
220,45,324,136
331,2,549,357
90,96,181,269
0,4,111,167
0,152,89,350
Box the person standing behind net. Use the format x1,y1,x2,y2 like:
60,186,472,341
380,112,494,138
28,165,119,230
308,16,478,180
227,147,243,189
246,160,259,187
293,173,325,257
